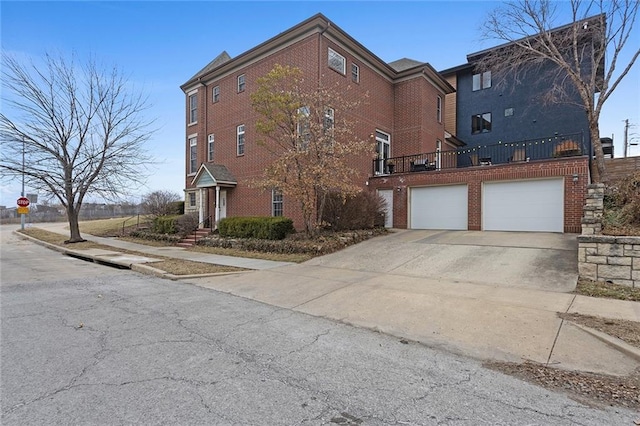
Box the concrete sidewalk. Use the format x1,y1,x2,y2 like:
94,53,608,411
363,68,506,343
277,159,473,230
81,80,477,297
25,223,640,376
33,222,293,270
186,263,640,376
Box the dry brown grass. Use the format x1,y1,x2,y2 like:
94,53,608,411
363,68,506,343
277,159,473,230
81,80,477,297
147,259,246,275
559,312,640,348
79,217,152,237
19,228,247,276
575,278,640,302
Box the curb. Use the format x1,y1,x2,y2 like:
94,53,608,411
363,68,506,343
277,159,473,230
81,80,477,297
567,321,640,363
14,230,251,280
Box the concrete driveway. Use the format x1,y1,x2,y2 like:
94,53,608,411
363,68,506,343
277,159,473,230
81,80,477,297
305,229,578,292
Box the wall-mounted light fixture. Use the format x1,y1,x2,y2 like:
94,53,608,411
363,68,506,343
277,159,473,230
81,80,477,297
572,173,579,182
396,187,402,192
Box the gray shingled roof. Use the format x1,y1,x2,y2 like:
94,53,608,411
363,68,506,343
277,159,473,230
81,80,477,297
388,58,425,72
193,163,237,187
188,51,232,82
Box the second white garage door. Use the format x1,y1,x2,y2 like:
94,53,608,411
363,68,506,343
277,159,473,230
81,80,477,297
483,179,564,232
410,185,468,230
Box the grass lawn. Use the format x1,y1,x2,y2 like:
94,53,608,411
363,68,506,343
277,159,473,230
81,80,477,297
19,228,246,276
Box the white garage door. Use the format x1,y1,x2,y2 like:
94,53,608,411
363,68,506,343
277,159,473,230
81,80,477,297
410,185,468,230
483,179,564,232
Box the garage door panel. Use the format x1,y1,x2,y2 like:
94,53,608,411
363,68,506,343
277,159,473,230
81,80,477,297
410,185,468,230
483,179,564,232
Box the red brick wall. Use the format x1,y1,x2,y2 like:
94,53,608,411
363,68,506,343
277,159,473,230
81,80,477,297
368,157,589,233
393,77,447,156
183,33,449,231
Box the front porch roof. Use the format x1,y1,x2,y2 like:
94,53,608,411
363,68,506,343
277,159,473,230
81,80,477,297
191,163,237,188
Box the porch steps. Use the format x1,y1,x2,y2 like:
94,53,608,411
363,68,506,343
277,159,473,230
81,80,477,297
176,228,212,247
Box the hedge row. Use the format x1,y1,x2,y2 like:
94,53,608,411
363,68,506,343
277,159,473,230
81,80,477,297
128,229,183,243
218,216,294,240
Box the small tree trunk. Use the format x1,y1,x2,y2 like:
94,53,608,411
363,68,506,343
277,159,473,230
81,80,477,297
590,120,607,183
65,205,86,243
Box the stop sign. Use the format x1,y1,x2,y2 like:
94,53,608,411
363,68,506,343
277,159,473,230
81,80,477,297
17,197,30,207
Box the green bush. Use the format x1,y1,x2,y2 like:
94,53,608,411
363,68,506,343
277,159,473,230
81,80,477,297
218,216,295,240
152,215,180,234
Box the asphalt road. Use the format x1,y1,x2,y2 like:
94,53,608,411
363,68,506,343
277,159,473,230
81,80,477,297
1,226,636,425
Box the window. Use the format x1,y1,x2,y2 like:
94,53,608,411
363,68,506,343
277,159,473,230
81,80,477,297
472,113,492,134
188,192,196,208
212,86,220,103
324,107,335,137
375,130,391,175
272,189,283,217
188,93,197,124
351,63,360,83
296,106,310,150
328,48,346,74
436,96,442,123
189,136,197,174
236,124,245,155
237,74,245,92
207,134,214,162
472,71,492,91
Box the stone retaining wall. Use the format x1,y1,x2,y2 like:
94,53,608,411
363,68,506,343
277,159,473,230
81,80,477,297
577,183,638,287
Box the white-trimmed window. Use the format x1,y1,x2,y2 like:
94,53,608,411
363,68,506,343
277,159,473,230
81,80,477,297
237,124,245,155
188,93,198,124
351,63,360,83
436,96,442,123
328,48,346,74
237,74,245,92
188,192,196,208
472,71,492,91
189,136,198,174
272,189,283,217
207,134,215,162
212,86,220,103
375,130,391,175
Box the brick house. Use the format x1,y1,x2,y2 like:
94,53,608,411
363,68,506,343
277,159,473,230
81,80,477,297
180,13,454,230
181,13,590,233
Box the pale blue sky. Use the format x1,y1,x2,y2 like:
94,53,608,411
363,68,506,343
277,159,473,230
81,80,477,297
2,1,639,204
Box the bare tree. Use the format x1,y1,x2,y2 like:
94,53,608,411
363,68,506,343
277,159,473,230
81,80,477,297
478,0,640,182
250,64,373,235
140,190,182,217
0,52,155,242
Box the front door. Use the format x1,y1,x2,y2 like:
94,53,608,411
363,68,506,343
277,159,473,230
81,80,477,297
219,190,227,220
378,189,393,228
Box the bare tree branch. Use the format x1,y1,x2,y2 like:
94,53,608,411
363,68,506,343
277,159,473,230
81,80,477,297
0,51,156,242
478,0,640,182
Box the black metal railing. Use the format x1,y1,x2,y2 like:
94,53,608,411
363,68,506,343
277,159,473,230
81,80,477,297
374,132,586,175
191,215,212,245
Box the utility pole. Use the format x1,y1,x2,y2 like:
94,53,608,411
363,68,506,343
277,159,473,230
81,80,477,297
624,119,629,158
21,138,25,230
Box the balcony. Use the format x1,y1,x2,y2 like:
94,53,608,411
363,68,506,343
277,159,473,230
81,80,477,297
373,133,586,175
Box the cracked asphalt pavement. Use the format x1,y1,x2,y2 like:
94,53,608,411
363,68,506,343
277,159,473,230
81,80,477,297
1,227,637,425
